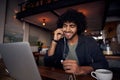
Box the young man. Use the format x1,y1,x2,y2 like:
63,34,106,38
44,9,108,75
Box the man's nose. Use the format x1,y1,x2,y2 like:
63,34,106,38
66,26,71,31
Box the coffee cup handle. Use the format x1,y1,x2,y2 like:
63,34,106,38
91,71,98,79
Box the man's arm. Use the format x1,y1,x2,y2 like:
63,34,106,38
77,66,93,75
47,41,57,56
48,28,63,56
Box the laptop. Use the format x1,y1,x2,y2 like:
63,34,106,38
0,42,42,80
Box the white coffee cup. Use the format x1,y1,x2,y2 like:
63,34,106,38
91,69,113,80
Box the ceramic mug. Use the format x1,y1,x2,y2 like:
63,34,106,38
91,69,113,80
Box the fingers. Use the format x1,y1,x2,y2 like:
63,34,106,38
63,63,73,74
61,60,79,74
62,60,77,64
54,28,63,35
64,66,74,73
53,28,64,41
62,60,77,67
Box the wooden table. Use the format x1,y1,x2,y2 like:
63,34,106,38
38,66,120,80
38,66,95,80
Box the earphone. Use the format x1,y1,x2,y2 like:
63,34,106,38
61,37,67,63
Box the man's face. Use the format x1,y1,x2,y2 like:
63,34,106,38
62,22,77,40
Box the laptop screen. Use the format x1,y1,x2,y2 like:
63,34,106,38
0,42,42,80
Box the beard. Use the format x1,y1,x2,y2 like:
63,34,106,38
64,31,77,40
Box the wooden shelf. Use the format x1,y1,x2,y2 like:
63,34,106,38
105,55,120,60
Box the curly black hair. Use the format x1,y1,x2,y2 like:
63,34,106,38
57,9,87,35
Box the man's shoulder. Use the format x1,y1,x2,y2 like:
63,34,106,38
79,35,95,41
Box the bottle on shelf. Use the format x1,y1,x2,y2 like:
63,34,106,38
103,40,113,55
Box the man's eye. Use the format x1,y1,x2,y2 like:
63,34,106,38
70,25,76,28
63,25,67,28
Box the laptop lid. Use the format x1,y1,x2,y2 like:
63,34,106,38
0,42,42,80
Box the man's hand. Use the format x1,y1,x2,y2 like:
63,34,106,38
53,28,64,41
61,60,81,75
61,59,94,75
48,28,64,56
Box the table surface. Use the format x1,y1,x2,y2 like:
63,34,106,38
38,66,120,80
38,66,95,80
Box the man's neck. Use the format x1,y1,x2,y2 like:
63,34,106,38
68,35,78,45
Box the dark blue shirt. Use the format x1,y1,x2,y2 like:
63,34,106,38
44,35,109,70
